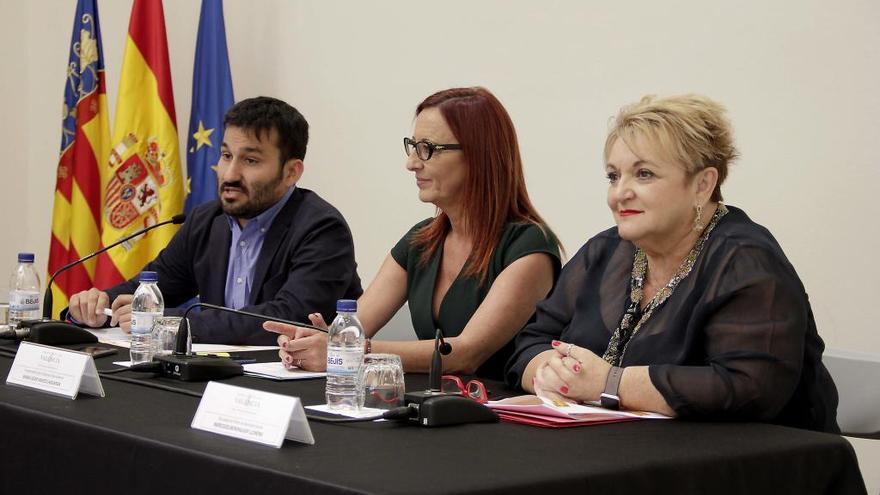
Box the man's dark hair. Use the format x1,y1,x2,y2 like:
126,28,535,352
223,96,309,164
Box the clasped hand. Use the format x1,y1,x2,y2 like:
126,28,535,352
264,313,329,371
533,340,612,404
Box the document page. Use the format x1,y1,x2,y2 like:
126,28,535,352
87,327,278,352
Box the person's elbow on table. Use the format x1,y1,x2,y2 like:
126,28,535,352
441,337,496,376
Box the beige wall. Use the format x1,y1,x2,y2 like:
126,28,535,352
2,0,879,355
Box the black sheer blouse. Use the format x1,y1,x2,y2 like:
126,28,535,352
505,206,839,432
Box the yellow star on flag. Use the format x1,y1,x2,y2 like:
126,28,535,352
192,120,214,151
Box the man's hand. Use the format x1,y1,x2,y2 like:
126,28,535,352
110,294,134,333
68,288,110,328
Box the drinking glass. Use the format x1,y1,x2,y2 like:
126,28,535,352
358,353,405,409
153,316,189,355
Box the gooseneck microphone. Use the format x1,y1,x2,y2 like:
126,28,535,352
172,302,328,355
428,329,453,391
149,302,326,381
2,214,187,347
0,320,98,346
43,213,186,320
309,328,496,426
402,328,498,427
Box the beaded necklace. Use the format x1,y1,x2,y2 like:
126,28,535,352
602,204,728,366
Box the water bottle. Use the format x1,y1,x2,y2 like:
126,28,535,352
9,253,41,327
129,271,164,364
325,299,365,410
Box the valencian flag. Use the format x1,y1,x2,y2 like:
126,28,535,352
185,0,234,212
94,0,184,288
48,0,110,318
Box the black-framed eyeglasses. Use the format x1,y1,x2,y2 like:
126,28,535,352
403,137,462,161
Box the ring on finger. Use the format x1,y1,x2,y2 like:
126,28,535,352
566,343,573,358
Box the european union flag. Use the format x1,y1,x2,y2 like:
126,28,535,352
185,0,234,212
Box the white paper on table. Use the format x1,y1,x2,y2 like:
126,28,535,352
306,404,386,419
87,327,130,347
191,344,278,353
242,362,326,380
86,328,278,352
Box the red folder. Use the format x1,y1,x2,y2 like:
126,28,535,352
487,395,669,428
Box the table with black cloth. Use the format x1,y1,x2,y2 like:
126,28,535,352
0,342,866,495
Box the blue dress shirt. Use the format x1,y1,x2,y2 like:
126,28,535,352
224,187,294,309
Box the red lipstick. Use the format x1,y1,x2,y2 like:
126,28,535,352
619,209,642,217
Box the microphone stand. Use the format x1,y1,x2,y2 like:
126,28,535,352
152,302,326,381
428,329,452,392
2,214,188,347
173,302,327,355
42,213,186,320
403,328,498,427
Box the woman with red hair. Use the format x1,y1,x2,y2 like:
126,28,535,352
266,87,561,379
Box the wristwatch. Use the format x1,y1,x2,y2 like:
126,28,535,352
600,366,624,410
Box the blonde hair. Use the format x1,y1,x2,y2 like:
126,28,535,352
604,94,739,201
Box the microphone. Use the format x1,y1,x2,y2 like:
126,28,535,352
403,328,498,427
428,329,452,391
172,302,327,356
0,319,98,346
43,213,186,319
6,214,185,347
151,302,325,381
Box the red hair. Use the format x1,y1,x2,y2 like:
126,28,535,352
411,87,555,283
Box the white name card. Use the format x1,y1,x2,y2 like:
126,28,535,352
191,381,315,448
6,341,105,399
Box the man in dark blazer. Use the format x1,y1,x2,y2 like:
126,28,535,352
66,97,362,344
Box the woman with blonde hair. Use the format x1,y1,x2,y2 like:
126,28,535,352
507,94,838,431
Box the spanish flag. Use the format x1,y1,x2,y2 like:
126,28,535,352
48,0,110,318
95,0,184,288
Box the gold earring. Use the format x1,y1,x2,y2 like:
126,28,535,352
693,203,704,232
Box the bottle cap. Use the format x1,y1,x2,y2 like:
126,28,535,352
336,299,357,312
17,253,34,263
139,271,158,283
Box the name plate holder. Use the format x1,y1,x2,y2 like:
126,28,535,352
6,341,105,399
191,381,315,448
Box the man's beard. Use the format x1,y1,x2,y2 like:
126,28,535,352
219,172,285,219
